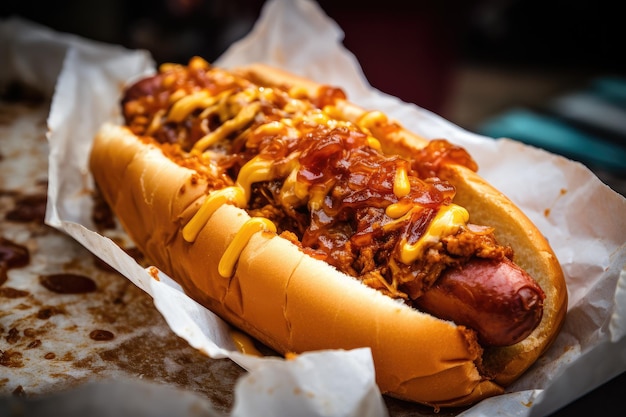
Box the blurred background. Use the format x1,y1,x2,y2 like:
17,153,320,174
2,0,625,194
1,0,625,415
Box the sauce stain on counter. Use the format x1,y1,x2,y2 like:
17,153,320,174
39,273,97,294
89,329,115,341
0,236,30,286
5,193,47,223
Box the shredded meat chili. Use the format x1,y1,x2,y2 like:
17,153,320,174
121,58,513,302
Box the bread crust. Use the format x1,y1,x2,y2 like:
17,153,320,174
89,63,567,408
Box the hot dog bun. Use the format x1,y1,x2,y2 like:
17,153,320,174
89,60,567,408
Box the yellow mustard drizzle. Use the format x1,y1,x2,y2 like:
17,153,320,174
193,101,262,152
167,90,214,123
196,89,235,120
236,155,274,201
398,203,469,264
183,155,277,278
253,120,285,136
393,165,411,198
385,200,413,219
229,328,264,356
182,186,247,242
367,136,382,151
382,206,415,234
167,88,188,105
146,109,166,136
218,217,277,278
277,164,308,208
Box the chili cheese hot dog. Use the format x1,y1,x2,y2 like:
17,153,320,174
89,57,567,408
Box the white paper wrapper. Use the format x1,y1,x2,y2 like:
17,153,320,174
3,0,626,416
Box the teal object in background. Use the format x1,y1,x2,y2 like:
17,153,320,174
478,77,626,174
592,77,626,106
